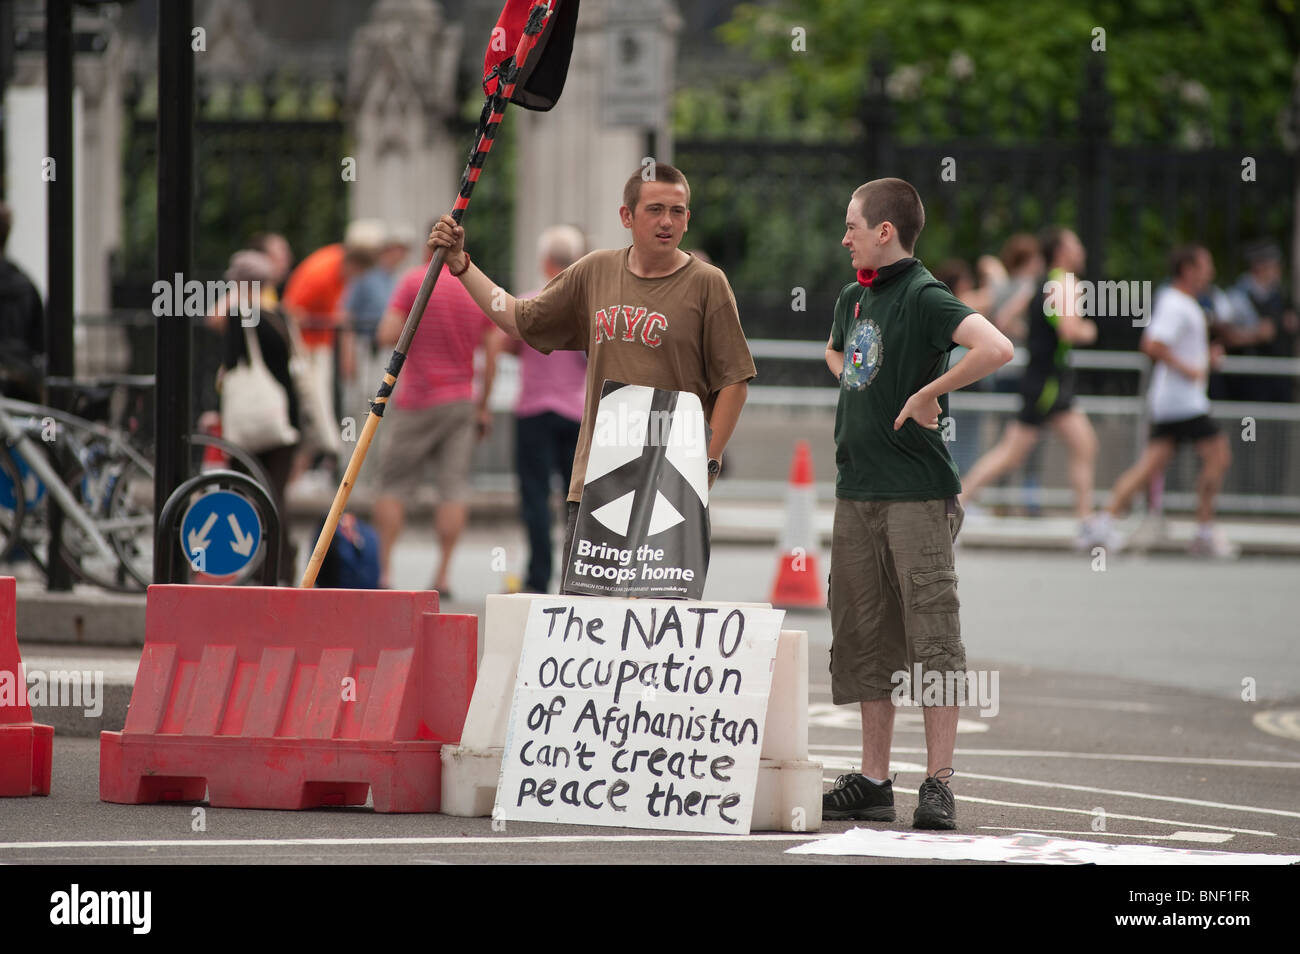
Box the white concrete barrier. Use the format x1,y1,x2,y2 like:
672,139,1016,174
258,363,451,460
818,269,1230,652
440,593,823,830
753,629,823,831
439,594,533,818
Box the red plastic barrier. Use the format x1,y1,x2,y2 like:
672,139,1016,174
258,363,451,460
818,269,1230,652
0,576,53,797
100,585,476,812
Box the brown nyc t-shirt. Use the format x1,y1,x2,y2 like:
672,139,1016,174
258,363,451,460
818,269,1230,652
516,248,756,502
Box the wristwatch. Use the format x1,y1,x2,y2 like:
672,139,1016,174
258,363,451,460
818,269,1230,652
707,458,721,478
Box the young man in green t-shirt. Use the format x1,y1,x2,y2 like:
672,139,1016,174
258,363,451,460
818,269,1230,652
823,178,1014,829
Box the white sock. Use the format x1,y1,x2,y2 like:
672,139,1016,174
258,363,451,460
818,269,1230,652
864,775,887,785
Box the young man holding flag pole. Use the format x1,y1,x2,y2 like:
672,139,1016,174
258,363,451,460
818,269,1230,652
427,162,756,594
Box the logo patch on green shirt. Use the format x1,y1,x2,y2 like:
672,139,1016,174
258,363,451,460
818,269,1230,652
842,317,883,390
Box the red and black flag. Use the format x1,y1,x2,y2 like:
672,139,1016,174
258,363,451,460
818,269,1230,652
484,0,580,111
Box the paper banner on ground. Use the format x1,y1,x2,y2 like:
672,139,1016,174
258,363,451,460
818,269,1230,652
787,828,1300,865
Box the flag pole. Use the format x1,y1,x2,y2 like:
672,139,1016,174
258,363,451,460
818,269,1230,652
300,0,559,588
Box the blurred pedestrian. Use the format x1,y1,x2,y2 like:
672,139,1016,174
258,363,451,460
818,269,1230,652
958,226,1101,541
1083,245,1235,557
0,204,45,403
1207,240,1296,497
248,231,294,297
371,238,498,595
989,234,1043,343
1224,240,1297,402
281,221,382,485
934,258,983,475
989,233,1049,515
217,250,302,583
492,225,589,593
343,222,414,420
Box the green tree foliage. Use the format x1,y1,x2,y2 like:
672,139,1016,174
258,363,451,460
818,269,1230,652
680,0,1298,145
673,0,1298,342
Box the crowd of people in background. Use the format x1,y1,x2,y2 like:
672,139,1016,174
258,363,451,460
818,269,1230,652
199,210,1300,585
1,180,1296,587
935,228,1297,558
210,217,593,593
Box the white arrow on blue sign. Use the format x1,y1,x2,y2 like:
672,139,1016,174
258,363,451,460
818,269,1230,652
179,489,262,577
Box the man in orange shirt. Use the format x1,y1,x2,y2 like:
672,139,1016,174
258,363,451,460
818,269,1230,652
281,222,382,473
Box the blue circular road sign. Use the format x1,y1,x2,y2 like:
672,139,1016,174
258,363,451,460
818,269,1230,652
179,489,262,578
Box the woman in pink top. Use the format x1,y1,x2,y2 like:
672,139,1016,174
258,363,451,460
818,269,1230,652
495,226,589,592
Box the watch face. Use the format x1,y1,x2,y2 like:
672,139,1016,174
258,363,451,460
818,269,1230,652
708,459,721,475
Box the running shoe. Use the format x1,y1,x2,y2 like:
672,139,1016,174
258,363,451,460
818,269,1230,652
1188,525,1239,559
822,773,896,821
1076,512,1122,552
912,767,957,829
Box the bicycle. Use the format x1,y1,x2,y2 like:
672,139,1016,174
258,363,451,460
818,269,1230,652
0,389,277,592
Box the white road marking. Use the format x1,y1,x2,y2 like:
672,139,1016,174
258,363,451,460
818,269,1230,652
946,768,1300,820
807,704,989,733
937,793,1277,837
808,743,1300,769
0,833,832,851
1253,709,1300,742
977,827,1233,843
1009,695,1166,713
806,687,1166,713
815,756,1300,820
817,776,1276,836
822,759,927,774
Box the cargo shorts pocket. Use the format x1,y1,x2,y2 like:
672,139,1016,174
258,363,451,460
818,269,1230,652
910,640,969,704
908,567,960,643
913,639,967,675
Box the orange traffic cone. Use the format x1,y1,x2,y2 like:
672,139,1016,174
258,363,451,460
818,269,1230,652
769,440,825,609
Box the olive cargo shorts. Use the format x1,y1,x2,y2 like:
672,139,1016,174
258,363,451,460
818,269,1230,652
827,496,965,705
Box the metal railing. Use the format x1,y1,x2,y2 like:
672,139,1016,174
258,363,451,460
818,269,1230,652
58,315,1300,516
743,339,1300,516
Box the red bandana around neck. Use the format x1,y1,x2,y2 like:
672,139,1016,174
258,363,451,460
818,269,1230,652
857,268,877,287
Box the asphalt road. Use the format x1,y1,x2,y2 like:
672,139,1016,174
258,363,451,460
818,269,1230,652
3,533,1298,865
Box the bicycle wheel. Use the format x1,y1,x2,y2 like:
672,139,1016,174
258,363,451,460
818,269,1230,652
55,432,155,592
1,398,156,591
60,447,153,590
62,452,154,591
0,445,27,564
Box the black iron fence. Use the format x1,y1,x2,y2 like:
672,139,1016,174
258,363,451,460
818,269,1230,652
117,69,351,303
677,58,1297,381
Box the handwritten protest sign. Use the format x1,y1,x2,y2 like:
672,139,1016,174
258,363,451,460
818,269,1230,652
495,598,785,833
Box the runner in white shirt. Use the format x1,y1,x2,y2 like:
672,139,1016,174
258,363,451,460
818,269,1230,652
1083,245,1236,556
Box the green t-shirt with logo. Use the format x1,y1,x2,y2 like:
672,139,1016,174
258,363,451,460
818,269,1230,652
828,258,972,501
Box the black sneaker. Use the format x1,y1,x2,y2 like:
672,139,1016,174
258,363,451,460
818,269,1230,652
822,773,896,821
912,767,957,829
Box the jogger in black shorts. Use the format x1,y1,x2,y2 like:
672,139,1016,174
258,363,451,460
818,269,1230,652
1082,245,1235,557
959,226,1101,545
